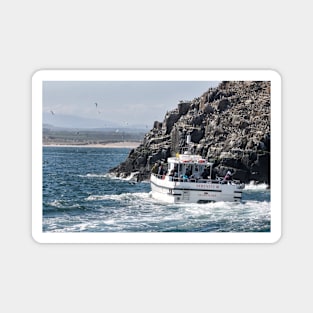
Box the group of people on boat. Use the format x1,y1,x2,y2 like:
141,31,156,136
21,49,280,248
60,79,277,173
151,161,234,184
151,162,216,182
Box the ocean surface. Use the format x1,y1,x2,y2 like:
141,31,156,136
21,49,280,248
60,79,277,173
43,147,271,232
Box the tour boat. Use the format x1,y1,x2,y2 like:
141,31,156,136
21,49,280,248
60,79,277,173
150,137,245,203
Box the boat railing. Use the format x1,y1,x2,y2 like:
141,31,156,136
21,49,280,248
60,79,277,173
151,173,167,180
157,174,224,184
152,173,243,186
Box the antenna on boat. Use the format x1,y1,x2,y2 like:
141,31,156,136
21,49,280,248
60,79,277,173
184,133,193,155
186,134,191,145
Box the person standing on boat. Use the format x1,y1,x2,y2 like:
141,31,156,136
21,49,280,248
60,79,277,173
186,167,192,178
224,170,232,181
201,167,209,179
158,164,164,176
151,163,158,174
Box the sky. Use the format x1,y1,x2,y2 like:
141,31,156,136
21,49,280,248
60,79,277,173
43,81,220,129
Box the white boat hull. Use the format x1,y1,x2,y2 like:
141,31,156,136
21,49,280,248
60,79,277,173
150,174,244,203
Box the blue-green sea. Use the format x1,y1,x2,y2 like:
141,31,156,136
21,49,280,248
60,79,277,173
43,146,271,232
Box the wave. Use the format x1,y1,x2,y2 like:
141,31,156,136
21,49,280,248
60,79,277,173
85,192,269,211
77,173,109,178
86,192,150,202
175,198,269,211
79,171,140,182
106,171,140,182
44,200,84,211
244,182,269,190
45,196,270,233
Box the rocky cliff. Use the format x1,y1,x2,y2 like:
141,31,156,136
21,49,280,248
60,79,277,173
109,81,271,185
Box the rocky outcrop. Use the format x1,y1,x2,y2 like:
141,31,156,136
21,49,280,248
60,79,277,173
109,81,271,185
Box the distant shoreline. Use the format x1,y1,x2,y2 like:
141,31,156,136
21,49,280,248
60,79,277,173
43,141,141,149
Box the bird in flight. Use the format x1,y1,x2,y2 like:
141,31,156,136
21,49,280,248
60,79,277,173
50,110,55,115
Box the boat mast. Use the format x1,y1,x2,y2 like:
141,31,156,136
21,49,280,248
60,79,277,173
186,133,192,155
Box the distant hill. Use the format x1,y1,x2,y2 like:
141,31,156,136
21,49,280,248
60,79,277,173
43,123,147,133
43,127,146,145
43,112,114,128
43,112,149,130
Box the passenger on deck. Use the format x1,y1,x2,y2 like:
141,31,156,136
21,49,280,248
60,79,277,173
181,174,189,181
158,164,164,176
201,167,209,179
151,163,158,174
224,170,232,181
168,169,175,180
186,168,192,177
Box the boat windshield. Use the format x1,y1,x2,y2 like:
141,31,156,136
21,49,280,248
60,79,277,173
167,157,212,180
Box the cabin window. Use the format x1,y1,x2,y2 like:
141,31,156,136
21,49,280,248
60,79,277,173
186,165,192,177
178,164,183,173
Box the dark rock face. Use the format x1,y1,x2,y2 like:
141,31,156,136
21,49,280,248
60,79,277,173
163,111,181,134
178,101,191,115
109,81,271,185
217,99,231,112
153,121,162,130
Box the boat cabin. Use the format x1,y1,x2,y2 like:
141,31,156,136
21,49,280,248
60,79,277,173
166,153,213,182
150,135,245,203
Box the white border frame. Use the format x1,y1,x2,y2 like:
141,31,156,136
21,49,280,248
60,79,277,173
32,69,281,243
